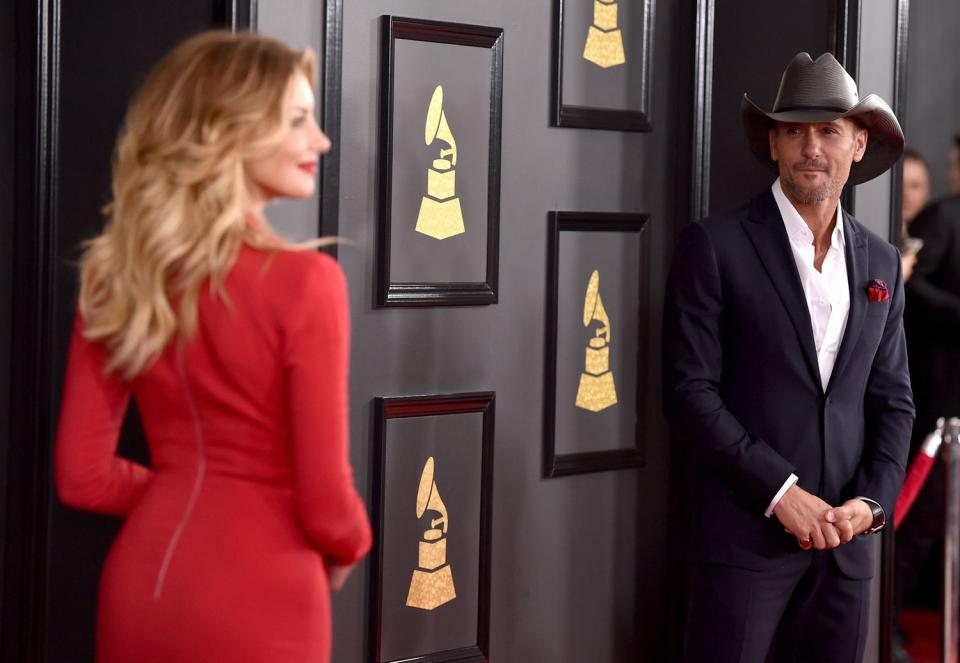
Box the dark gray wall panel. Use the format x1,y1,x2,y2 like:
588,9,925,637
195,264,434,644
856,0,898,240
260,0,684,660
256,0,325,241
906,0,960,200
708,0,832,214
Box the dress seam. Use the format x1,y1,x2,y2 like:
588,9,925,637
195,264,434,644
152,348,207,601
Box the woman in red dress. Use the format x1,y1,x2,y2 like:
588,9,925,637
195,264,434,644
54,31,371,662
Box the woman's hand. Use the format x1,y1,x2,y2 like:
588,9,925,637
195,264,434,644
328,563,355,592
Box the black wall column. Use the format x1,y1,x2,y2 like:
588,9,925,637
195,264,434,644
3,3,248,660
4,2,61,660
0,0,17,624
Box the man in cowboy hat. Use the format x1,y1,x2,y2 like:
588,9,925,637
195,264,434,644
663,52,914,662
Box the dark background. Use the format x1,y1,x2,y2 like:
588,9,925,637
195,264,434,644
905,0,960,200
708,1,833,214
0,0,15,605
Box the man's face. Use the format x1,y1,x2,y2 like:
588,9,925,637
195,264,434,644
768,118,867,205
947,146,960,194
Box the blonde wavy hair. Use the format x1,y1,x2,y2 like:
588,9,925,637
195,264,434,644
79,30,321,379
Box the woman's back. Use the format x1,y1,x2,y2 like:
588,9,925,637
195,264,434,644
55,246,371,663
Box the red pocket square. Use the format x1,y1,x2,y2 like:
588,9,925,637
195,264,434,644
867,279,890,303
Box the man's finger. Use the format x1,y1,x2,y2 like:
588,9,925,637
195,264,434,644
835,518,855,544
811,525,828,550
828,506,855,523
823,523,841,549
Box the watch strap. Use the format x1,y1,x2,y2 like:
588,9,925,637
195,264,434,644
857,497,885,534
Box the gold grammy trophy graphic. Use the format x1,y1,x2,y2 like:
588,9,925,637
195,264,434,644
583,0,626,68
415,85,465,240
575,270,618,412
406,456,457,610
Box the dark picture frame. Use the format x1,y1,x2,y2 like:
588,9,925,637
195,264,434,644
215,0,257,31
551,0,656,131
369,392,495,663
376,16,504,307
319,0,346,251
544,212,649,477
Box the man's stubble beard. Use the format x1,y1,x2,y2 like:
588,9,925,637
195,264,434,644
779,139,857,205
781,169,846,205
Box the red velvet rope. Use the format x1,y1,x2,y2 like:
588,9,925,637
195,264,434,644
895,440,941,530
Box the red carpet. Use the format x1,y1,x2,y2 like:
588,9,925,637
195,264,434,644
902,608,940,663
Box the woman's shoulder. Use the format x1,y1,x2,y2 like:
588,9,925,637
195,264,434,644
239,245,344,292
238,247,347,317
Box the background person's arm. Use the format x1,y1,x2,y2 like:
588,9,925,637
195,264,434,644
906,203,960,327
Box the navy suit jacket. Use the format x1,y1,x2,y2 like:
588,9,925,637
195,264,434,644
663,189,914,579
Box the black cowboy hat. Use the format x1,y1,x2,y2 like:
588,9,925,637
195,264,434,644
741,52,904,185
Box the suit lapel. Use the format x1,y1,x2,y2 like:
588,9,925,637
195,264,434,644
740,190,822,389
826,210,868,393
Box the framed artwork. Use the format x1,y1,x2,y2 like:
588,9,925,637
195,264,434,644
543,212,649,477
376,16,504,307
369,392,495,663
551,0,656,131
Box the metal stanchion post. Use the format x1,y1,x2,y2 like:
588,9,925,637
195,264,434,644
944,418,960,663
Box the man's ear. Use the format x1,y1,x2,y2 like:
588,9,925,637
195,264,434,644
769,127,779,161
852,127,868,163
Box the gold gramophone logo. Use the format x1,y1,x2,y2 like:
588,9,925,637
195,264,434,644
406,456,457,610
415,85,465,240
583,0,626,68
575,270,618,412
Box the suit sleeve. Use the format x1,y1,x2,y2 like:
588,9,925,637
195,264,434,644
54,314,153,516
905,203,960,329
662,221,796,511
853,254,915,517
284,255,372,566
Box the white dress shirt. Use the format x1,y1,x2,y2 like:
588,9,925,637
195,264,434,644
764,178,851,517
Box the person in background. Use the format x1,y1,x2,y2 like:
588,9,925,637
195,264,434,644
54,31,371,663
902,148,931,226
901,148,930,281
947,133,960,194
895,139,960,663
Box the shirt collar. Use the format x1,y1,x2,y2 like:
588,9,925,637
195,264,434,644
771,177,845,250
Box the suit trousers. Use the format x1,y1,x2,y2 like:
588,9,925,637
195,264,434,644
683,552,870,663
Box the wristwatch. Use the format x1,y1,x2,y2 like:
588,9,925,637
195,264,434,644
859,497,885,534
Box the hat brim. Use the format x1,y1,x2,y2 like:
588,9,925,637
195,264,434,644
741,93,905,186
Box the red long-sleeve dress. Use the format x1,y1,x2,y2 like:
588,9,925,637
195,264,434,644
54,246,372,663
